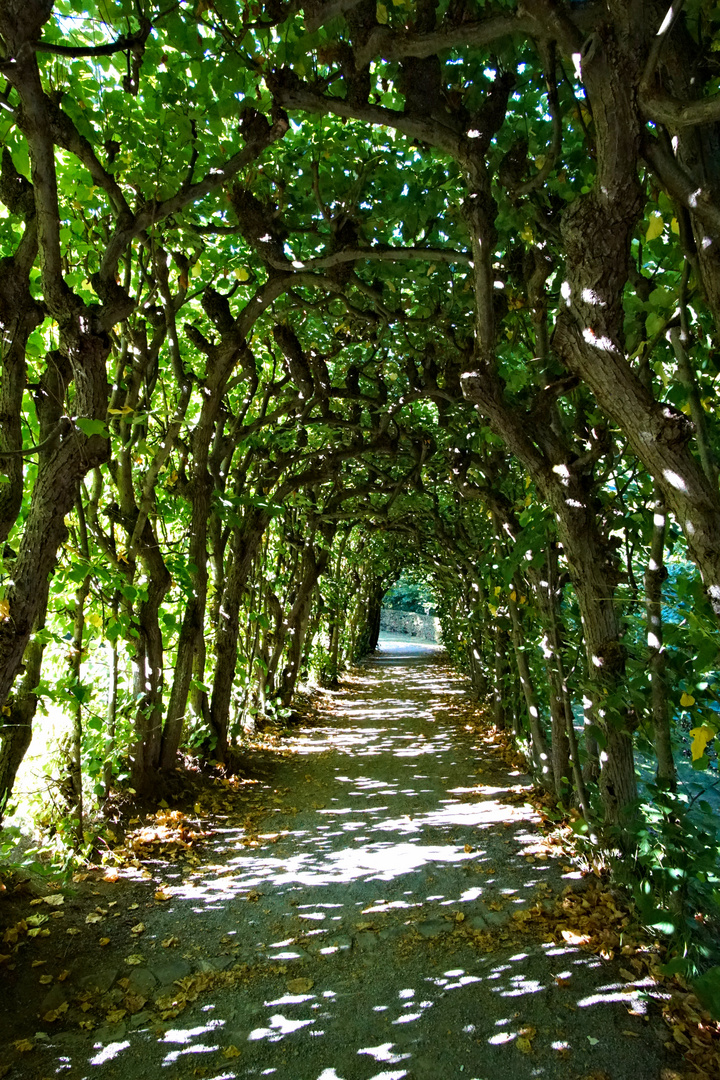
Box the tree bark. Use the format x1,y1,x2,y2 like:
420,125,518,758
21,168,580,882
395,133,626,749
130,522,171,792
207,507,272,760
507,586,552,788
0,600,48,822
644,489,676,790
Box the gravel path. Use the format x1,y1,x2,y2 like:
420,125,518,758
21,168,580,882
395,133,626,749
1,636,680,1080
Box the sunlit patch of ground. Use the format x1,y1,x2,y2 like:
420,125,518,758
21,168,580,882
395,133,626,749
1,635,708,1080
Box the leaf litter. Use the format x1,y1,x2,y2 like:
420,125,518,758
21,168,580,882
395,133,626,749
1,657,718,1078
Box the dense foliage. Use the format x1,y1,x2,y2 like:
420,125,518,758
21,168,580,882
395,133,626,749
1,0,720,994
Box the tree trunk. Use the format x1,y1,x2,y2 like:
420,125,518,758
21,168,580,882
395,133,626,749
492,620,507,731
644,489,676,791
161,469,212,770
0,604,48,822
103,593,120,796
130,524,171,793
208,508,271,760
507,588,552,788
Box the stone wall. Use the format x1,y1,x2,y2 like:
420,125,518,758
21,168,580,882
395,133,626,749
379,609,440,643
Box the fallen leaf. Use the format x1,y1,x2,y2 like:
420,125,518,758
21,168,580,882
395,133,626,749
131,923,145,935
99,937,110,946
587,1036,599,1045
31,960,46,968
86,913,103,924
222,1046,242,1058
42,894,64,907
517,1036,533,1054
154,890,170,902
66,927,80,936
125,954,144,965
43,1002,68,1023
38,975,53,985
13,1039,34,1052
162,936,180,948
286,977,314,994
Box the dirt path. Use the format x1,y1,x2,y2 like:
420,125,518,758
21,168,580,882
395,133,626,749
1,637,680,1080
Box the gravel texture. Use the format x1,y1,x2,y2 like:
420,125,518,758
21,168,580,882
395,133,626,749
0,636,682,1080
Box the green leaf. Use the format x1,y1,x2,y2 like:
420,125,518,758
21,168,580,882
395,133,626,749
75,418,109,439
693,966,720,1020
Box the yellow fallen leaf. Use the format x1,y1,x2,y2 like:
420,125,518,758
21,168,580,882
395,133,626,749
287,977,314,994
517,1036,533,1054
86,913,103,924
13,1039,33,1052
31,960,46,967
223,1045,242,1058
125,954,144,965
131,923,145,935
99,937,110,946
39,974,53,985
154,890,170,902
162,936,180,948
43,1004,67,1022
42,894,64,907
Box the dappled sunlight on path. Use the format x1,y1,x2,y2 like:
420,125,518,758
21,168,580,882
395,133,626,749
0,634,675,1080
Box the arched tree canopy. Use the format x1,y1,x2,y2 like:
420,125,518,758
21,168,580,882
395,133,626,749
1,2,720,951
